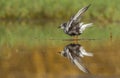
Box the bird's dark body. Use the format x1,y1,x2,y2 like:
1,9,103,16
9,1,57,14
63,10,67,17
64,22,81,36
66,29,81,36
63,43,81,57
66,44,81,56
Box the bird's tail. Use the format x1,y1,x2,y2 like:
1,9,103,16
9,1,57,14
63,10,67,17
79,23,93,33
80,47,93,57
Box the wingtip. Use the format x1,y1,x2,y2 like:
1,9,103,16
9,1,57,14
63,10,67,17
85,70,91,73
87,4,91,8
83,4,91,11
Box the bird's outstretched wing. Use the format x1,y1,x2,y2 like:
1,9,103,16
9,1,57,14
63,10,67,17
72,4,91,22
66,4,91,31
73,57,90,73
66,51,90,73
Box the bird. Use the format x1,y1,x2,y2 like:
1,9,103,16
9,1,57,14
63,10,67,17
59,43,93,73
59,4,93,39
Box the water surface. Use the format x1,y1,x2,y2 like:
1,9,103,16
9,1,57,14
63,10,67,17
0,23,120,78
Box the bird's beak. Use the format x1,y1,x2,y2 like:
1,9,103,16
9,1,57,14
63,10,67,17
58,26,60,28
58,52,61,54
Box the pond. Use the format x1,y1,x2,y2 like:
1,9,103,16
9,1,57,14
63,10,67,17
0,22,120,78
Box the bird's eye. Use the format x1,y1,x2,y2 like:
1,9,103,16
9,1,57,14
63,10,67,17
63,52,67,57
63,23,67,26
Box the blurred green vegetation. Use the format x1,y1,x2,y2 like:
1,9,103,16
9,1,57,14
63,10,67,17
0,0,120,23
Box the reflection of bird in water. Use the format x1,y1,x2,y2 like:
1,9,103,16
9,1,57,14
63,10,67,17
59,43,93,73
59,4,93,39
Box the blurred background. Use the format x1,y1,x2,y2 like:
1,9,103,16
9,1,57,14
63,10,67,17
0,0,120,78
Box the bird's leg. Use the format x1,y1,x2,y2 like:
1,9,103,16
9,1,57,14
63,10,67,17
76,36,78,40
71,36,75,42
74,36,78,43
73,36,76,41
76,36,79,43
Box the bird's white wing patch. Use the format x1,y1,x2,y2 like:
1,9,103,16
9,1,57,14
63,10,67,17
80,47,93,56
79,23,93,33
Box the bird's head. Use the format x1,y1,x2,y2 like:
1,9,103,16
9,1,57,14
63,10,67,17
58,22,67,29
58,51,67,57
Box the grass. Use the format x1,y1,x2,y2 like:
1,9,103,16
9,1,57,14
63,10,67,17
0,22,119,46
0,0,120,23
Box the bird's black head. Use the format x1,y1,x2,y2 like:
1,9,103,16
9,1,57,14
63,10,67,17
59,22,67,29
58,51,67,57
